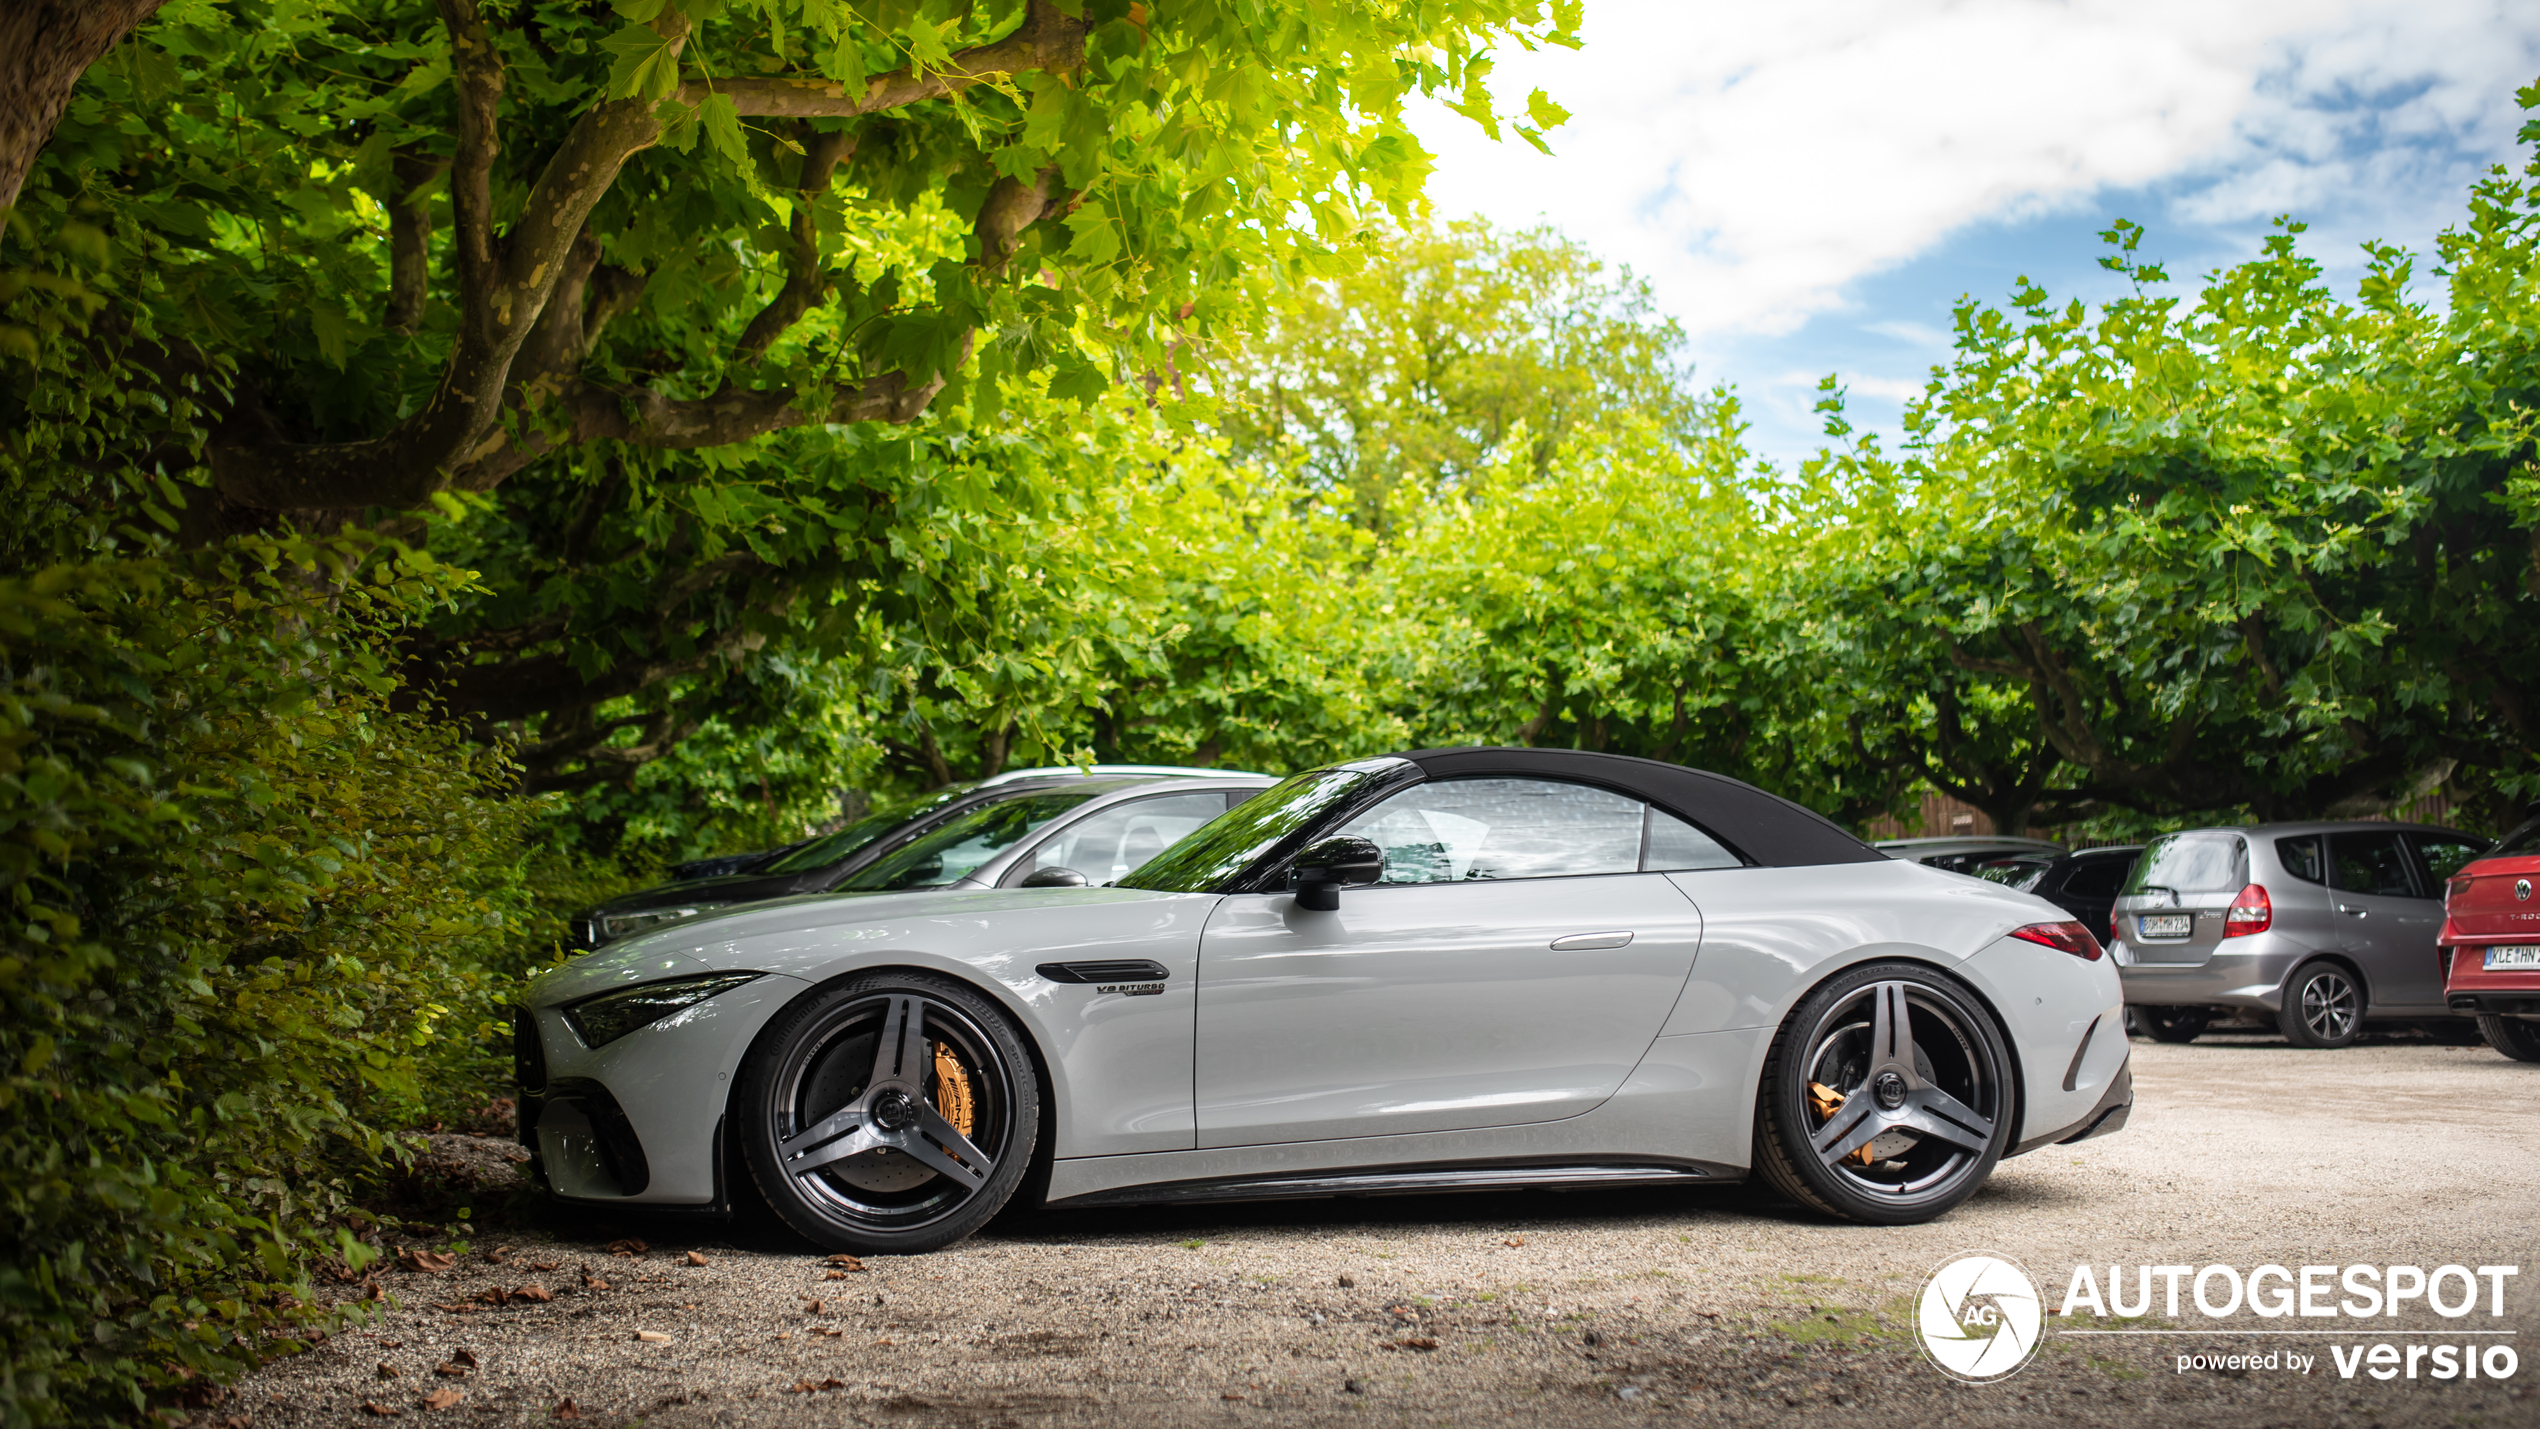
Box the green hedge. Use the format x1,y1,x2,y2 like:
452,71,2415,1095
0,536,534,1426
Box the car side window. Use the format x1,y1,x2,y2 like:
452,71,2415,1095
2408,833,2487,886
1644,808,1740,871
2327,831,2413,897
1338,778,1646,883
1011,792,1231,886
2275,836,2326,885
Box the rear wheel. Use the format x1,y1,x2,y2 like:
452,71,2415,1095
1752,962,2014,1225
2478,1014,2540,1064
2276,961,2363,1049
2128,1006,2209,1044
738,972,1039,1254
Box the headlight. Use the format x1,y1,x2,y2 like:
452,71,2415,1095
597,903,731,943
565,972,763,1048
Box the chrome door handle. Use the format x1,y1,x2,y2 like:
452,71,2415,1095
1550,931,1634,951
2338,906,2367,918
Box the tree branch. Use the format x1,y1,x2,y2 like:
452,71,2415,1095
385,148,447,334
0,0,170,212
206,0,1090,515
735,126,857,361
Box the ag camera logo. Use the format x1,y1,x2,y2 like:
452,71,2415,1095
1918,1252,2045,1383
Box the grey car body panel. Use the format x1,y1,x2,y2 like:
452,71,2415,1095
1190,874,1706,1146
2111,821,2472,1019
522,765,2125,1213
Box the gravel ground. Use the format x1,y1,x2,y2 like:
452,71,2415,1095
219,1032,2539,1428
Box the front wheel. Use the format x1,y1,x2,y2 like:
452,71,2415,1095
2128,1005,2209,1044
2276,961,2364,1049
1752,962,2014,1225
737,972,1039,1254
2478,1014,2540,1064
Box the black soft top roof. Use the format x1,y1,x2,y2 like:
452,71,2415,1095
1397,746,1884,868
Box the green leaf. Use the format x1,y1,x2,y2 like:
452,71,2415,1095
700,91,746,163
602,24,682,101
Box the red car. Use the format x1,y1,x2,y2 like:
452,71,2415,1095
2439,814,2540,1062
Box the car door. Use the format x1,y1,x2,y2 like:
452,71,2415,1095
2326,830,2441,1012
2405,831,2491,1005
1193,777,1714,1148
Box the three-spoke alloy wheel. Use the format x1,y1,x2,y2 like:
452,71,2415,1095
738,972,1038,1254
2276,960,2363,1049
1753,962,2014,1225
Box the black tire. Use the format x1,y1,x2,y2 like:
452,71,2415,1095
738,971,1040,1254
2478,1014,2540,1064
1752,961,2015,1225
2128,1006,2209,1044
2276,960,2364,1049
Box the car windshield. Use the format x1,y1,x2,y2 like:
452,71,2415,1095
1117,766,1380,894
761,804,936,876
2123,832,2249,896
834,790,1104,892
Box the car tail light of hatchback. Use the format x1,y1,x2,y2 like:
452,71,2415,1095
2224,883,2272,937
2009,921,2103,960
2446,875,2471,912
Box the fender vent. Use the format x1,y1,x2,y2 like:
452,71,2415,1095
1036,959,1170,984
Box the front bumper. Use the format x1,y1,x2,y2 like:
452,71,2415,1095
512,973,807,1205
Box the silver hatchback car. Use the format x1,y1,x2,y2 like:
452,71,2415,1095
2111,822,2488,1047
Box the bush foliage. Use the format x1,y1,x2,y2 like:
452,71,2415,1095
0,538,534,1425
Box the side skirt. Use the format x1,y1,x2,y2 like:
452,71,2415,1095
1044,1158,1741,1211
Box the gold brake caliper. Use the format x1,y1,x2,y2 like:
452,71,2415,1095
1808,1081,1877,1166
932,1041,976,1145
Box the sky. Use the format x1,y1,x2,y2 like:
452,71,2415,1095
1406,0,2540,470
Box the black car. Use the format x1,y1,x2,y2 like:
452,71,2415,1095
570,770,1270,949
2017,845,2142,941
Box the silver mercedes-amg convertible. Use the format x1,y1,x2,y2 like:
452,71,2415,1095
515,748,2131,1252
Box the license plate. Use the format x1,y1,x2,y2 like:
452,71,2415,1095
2137,914,2192,939
2486,946,2540,970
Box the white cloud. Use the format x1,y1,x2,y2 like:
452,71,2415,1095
1409,0,2540,342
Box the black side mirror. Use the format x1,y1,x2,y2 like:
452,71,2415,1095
1290,836,1384,911
1018,866,1089,888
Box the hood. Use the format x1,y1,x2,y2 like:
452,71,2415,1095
531,884,1203,1007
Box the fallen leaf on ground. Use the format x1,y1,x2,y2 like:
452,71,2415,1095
513,1284,554,1303
421,1388,462,1411
532,1261,560,1272
485,1247,511,1264
606,1238,647,1257
580,1273,608,1290
1393,1338,1439,1351
397,1250,457,1274
787,1378,847,1393
803,1299,824,1314
429,1303,473,1314
377,1362,400,1379
822,1270,847,1281
551,1399,582,1421
684,1251,709,1266
361,1280,387,1302
822,1253,865,1271
1337,1274,1355,1288
450,1348,479,1369
433,1363,467,1378
812,1327,843,1339
1222,1393,1245,1401
477,1288,509,1307
1503,1236,1525,1248
634,1330,672,1343
360,1402,403,1417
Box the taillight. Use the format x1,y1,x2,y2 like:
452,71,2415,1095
2446,875,2470,912
2010,921,2103,960
2224,883,2272,937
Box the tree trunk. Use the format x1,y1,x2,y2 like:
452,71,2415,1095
0,0,167,213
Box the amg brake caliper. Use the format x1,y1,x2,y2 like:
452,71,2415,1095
932,1041,975,1140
